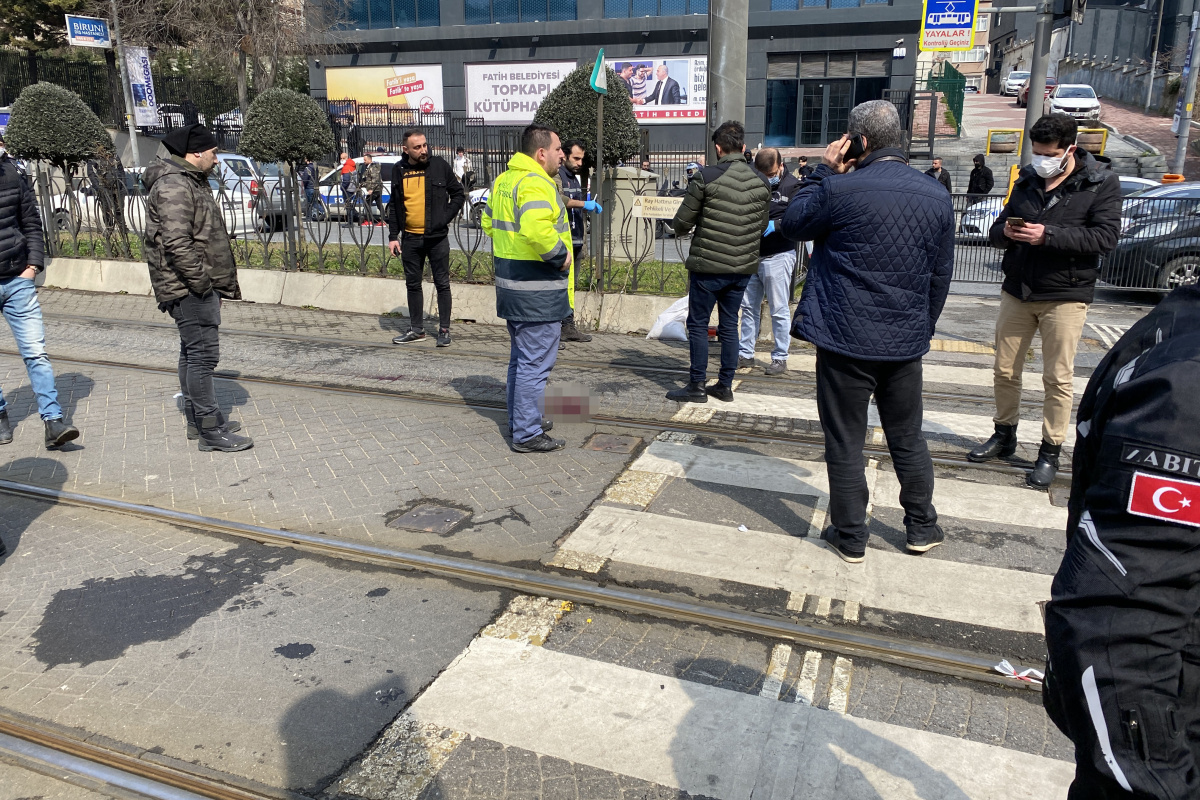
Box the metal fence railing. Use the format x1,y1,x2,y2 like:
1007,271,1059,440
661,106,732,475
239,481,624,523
35,156,1190,296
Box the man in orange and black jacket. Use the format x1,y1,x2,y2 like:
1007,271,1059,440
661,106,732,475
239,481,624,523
387,128,464,348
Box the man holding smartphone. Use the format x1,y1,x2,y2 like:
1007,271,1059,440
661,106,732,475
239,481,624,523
969,114,1121,488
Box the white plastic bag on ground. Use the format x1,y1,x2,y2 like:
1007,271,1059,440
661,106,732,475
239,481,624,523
646,296,689,341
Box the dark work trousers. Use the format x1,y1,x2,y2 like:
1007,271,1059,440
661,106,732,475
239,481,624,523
401,234,452,333
815,348,939,553
687,272,751,387
167,292,222,420
365,190,386,224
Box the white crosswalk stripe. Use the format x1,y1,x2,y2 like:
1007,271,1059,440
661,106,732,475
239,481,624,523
556,505,1051,634
409,636,1073,800
630,441,1067,530
1088,322,1129,350
671,393,1076,447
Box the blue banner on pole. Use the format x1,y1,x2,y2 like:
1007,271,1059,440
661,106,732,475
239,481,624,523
65,15,112,49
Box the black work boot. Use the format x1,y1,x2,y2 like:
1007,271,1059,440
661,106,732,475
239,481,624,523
967,423,1018,462
185,401,241,440
1027,441,1062,489
705,382,734,402
0,410,12,445
44,418,79,449
197,415,253,453
561,318,593,342
666,382,708,403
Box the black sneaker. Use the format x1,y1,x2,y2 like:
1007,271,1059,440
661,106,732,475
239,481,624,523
906,525,945,554
561,321,593,342
44,418,79,449
737,357,756,370
197,416,253,453
0,410,12,445
666,382,707,403
436,328,452,347
822,526,865,564
511,433,566,453
705,382,734,402
764,359,788,376
392,330,426,344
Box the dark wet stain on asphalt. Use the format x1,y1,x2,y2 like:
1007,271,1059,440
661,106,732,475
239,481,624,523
31,544,297,669
275,642,316,659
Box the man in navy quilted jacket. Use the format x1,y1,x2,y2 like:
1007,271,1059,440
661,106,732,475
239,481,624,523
781,100,955,564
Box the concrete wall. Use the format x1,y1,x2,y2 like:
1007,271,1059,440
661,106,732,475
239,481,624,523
38,258,777,337
1059,58,1178,115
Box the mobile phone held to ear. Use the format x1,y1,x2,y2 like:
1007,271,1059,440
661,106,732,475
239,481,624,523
1007,217,1026,228
844,134,866,162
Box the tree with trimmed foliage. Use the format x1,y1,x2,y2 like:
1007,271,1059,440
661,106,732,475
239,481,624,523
5,82,111,172
534,65,640,168
237,88,335,244
237,88,335,165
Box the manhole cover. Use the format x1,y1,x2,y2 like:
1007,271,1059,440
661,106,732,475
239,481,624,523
386,505,472,533
584,434,640,453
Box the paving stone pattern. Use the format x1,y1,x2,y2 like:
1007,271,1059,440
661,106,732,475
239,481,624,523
542,606,1071,762
420,736,709,800
0,348,629,565
0,496,506,793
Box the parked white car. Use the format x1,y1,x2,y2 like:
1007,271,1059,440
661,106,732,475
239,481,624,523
50,167,261,238
311,155,402,221
1044,85,1102,122
1002,70,1030,97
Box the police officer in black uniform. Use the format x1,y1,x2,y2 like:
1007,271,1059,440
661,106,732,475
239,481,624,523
1043,282,1200,799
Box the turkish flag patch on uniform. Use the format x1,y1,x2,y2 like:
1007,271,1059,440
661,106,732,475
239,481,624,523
1127,471,1200,527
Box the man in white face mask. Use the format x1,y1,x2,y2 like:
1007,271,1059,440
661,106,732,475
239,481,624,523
970,113,1121,489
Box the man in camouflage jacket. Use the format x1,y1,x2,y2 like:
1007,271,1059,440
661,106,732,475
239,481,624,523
361,153,386,226
143,123,251,453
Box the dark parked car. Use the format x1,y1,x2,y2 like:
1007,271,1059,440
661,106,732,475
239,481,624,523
1017,76,1057,108
1101,186,1200,289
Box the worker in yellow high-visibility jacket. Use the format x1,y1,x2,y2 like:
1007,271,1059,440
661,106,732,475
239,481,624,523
482,123,572,454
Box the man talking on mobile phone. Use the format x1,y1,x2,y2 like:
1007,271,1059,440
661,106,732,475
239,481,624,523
781,100,954,564
968,114,1121,489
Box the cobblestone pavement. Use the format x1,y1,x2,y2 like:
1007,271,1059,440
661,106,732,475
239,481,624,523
0,287,1140,798
0,495,507,794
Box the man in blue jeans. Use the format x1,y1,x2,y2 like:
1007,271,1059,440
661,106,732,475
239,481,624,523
739,147,801,376
665,121,770,403
0,135,80,454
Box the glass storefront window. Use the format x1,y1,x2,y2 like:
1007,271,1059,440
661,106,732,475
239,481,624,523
765,80,798,147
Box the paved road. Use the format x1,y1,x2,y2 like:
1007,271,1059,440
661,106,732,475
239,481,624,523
0,288,1159,798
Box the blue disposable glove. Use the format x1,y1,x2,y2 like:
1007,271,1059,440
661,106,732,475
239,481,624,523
763,220,776,238
583,199,603,214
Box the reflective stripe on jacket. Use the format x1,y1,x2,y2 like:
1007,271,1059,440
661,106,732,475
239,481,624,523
482,151,572,322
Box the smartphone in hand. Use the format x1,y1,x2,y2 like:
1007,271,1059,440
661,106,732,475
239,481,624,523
844,134,866,162
1006,217,1027,228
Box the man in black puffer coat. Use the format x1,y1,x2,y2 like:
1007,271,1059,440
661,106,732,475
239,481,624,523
666,120,770,403
969,114,1121,490
0,133,80,454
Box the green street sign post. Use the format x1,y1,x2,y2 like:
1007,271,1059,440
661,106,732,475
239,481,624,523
591,49,606,280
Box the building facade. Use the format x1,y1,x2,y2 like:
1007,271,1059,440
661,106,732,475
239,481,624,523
307,0,922,149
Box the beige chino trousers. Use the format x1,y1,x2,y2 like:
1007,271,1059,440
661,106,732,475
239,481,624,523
992,291,1088,446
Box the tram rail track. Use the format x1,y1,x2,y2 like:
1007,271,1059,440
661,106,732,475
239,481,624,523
0,347,1072,480
37,310,1058,410
0,477,1041,694
0,712,276,800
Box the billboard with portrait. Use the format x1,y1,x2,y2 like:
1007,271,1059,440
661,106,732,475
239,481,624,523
325,65,446,113
465,61,576,125
606,57,706,124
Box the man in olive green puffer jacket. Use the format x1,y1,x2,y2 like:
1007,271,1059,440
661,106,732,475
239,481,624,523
666,120,770,404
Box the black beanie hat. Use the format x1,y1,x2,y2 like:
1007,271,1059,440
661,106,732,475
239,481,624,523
162,124,219,157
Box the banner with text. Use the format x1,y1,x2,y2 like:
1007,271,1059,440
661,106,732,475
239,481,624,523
465,61,576,124
607,57,706,124
125,46,160,127
326,65,446,113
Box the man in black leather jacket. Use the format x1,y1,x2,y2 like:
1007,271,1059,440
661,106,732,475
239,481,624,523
969,114,1121,489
